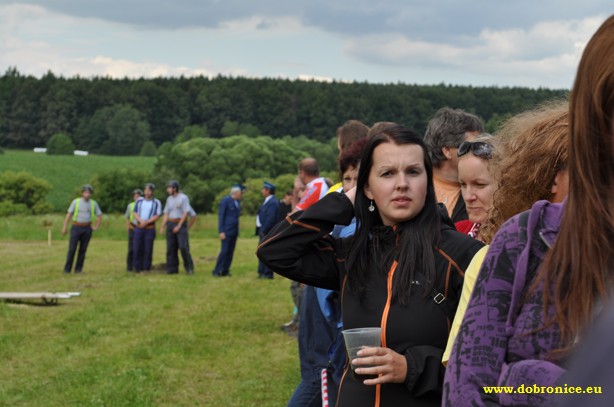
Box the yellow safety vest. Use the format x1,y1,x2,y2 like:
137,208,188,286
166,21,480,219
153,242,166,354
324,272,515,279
73,198,97,222
129,201,136,223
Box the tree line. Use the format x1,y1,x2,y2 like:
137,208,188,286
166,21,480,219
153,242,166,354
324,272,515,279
0,134,337,215
0,67,568,154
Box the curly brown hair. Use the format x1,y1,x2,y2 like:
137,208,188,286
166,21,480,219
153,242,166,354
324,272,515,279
480,101,569,243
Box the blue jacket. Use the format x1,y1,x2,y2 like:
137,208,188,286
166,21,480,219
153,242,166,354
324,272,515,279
257,196,280,236
218,195,240,237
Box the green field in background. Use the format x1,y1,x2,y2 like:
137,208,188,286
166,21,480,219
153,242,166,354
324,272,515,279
0,150,156,211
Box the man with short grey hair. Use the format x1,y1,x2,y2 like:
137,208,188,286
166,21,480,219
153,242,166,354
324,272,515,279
424,107,484,222
212,184,245,277
159,180,194,275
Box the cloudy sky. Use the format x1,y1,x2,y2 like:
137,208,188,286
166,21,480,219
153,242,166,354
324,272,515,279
0,1,610,88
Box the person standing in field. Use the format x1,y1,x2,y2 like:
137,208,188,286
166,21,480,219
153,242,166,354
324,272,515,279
282,157,332,406
125,188,143,272
295,158,330,211
256,181,279,279
132,183,162,273
62,184,103,274
285,160,329,330
159,180,194,275
212,184,245,277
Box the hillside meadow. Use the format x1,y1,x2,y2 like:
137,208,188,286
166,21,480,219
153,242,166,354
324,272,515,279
0,150,156,212
0,217,300,406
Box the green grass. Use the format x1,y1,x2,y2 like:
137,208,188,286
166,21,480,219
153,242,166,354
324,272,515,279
0,219,299,406
0,150,156,211
0,214,258,241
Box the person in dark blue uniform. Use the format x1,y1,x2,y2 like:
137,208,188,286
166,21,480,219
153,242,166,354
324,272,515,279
256,181,280,279
124,189,143,272
212,184,245,277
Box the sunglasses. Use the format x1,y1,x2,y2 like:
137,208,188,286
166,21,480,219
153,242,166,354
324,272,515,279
457,141,493,159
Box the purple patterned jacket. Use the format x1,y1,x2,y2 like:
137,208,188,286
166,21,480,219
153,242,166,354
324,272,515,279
443,200,567,406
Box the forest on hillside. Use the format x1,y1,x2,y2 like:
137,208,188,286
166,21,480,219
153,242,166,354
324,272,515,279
0,67,568,154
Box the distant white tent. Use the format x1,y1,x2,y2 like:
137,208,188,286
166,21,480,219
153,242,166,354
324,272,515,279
33,147,47,153
73,150,89,156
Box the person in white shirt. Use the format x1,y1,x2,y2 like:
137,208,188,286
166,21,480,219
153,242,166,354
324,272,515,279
132,183,162,273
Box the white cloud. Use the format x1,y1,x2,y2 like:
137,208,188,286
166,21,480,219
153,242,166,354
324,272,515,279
0,2,609,88
343,16,604,87
0,3,250,79
82,56,250,78
296,74,334,83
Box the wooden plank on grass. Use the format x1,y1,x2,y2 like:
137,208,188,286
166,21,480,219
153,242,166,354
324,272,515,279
0,292,80,300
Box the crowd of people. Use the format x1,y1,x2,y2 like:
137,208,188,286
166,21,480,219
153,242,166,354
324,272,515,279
256,14,614,407
63,180,196,275
58,14,614,407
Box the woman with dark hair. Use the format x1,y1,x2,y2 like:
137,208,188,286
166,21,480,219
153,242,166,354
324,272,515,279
443,15,614,407
258,125,482,406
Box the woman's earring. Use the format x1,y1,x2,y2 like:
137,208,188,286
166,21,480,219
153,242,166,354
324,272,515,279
368,201,375,212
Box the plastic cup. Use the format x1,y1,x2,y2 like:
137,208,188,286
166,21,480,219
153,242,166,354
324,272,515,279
342,327,381,381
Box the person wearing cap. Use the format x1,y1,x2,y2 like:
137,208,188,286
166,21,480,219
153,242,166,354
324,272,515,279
212,184,245,277
132,183,162,273
124,188,143,272
159,180,194,275
61,184,103,274
256,181,279,279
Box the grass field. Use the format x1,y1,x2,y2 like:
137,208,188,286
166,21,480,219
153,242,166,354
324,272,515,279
0,214,258,241
0,220,300,406
0,150,156,211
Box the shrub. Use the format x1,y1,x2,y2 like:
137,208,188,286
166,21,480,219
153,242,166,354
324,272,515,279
46,133,75,155
90,168,154,213
140,141,157,157
0,171,53,214
0,201,30,216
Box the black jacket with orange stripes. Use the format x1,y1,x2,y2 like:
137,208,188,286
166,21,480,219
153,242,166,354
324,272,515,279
256,192,484,407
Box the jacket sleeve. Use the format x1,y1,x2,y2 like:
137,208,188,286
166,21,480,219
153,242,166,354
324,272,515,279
442,218,521,406
256,192,354,290
404,345,448,396
218,198,227,234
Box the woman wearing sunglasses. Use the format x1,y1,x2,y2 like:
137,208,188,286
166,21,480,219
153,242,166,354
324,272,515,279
258,125,483,406
442,105,571,367
441,136,496,366
443,14,614,406
454,136,497,242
